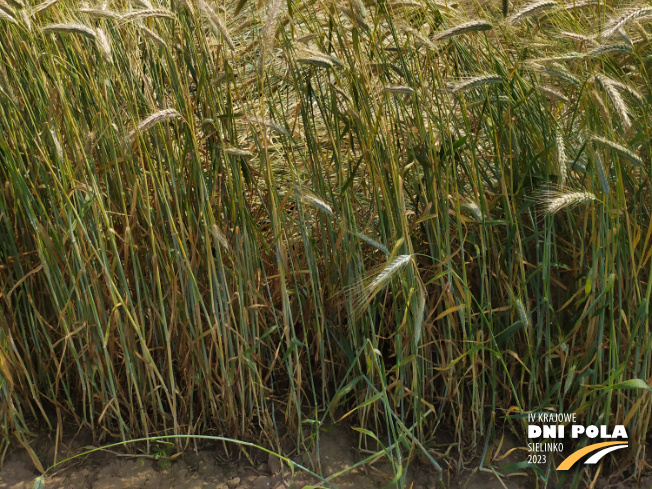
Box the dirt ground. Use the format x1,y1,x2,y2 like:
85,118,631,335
1,427,650,489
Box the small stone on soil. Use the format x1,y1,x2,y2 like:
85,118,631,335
226,476,240,487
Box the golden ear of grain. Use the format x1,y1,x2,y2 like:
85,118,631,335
507,0,556,25
368,255,413,290
259,0,285,75
342,254,414,318
200,1,235,51
42,23,97,39
296,56,334,68
79,8,123,21
588,43,633,56
17,9,30,30
95,27,113,64
528,63,580,86
447,75,502,93
543,190,597,215
121,8,174,21
560,0,597,11
0,7,17,24
245,116,290,136
32,0,59,14
385,85,415,95
139,25,167,46
593,74,631,130
338,5,370,30
389,0,424,9
535,85,569,104
558,31,598,46
397,23,437,50
295,48,343,69
211,224,230,250
590,134,643,166
601,7,652,40
297,188,333,215
128,108,181,141
132,0,153,8
432,19,492,42
224,146,254,157
295,32,318,44
50,127,63,161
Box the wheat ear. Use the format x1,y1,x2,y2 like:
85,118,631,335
543,190,597,215
558,31,598,46
95,27,113,64
259,0,285,75
590,135,643,167
79,8,123,21
556,132,567,188
246,116,290,137
507,0,557,25
224,147,254,157
447,75,502,93
412,278,426,346
50,127,63,161
347,230,389,256
338,5,370,30
0,7,17,24
128,108,181,141
561,0,597,11
121,8,174,21
398,24,437,50
200,2,235,51
385,85,415,95
42,23,97,39
529,63,580,86
592,150,610,195
588,44,633,56
139,25,167,46
297,189,333,215
460,202,484,221
295,48,343,69
210,224,230,250
601,7,652,40
342,254,414,318
595,75,643,104
351,0,367,18
593,74,631,130
368,255,413,290
32,0,59,15
132,0,153,8
433,19,492,41
535,85,569,104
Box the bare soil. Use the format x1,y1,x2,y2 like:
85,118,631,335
1,427,649,489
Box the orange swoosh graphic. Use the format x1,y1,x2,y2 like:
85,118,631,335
557,441,628,470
